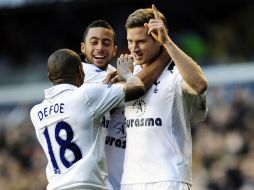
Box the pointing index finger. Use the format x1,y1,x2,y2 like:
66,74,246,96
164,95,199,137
152,4,161,20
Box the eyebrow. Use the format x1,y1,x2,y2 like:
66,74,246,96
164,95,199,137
89,37,113,42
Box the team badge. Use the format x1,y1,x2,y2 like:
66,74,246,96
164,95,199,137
153,80,160,93
132,99,146,117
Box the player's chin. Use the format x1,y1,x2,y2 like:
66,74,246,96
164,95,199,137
133,59,143,65
94,61,107,70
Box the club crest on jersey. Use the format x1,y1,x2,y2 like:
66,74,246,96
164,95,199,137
153,80,160,93
112,121,126,136
127,99,163,128
132,99,146,117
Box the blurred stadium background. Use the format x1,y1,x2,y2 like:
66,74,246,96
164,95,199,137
1,0,254,189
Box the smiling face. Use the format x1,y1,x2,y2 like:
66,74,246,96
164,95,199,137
81,27,117,70
127,26,161,66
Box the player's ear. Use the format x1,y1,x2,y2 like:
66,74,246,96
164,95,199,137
78,64,85,82
112,45,118,57
48,72,52,82
81,42,85,54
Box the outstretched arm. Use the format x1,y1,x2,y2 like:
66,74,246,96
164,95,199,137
146,4,208,95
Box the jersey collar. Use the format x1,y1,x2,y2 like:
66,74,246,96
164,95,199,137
44,84,77,99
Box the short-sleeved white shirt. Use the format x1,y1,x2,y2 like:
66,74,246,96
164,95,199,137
83,62,126,190
121,63,207,185
30,82,125,190
82,62,116,84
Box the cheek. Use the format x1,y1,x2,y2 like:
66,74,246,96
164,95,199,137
108,47,116,55
85,47,93,56
127,43,133,52
144,46,160,60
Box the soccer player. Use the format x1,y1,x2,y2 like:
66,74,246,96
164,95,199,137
80,20,170,190
30,48,145,190
121,4,208,190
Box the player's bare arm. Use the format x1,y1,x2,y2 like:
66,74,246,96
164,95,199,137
116,48,170,92
117,54,145,101
146,4,208,95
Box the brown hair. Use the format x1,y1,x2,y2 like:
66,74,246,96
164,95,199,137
125,8,168,31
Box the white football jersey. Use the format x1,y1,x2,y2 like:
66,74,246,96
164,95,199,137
30,83,125,190
83,62,126,190
82,62,116,84
121,63,207,185
105,106,126,190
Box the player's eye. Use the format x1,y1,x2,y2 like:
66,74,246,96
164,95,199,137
103,40,113,47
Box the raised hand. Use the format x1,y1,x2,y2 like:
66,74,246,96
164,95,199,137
144,4,169,45
117,54,134,82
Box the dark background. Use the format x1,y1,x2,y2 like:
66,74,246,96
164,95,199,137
0,0,254,85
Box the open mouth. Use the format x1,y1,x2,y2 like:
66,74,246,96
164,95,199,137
94,55,106,60
133,54,142,60
93,55,106,63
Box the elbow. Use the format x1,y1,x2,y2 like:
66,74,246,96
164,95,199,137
196,78,208,95
135,84,145,99
125,84,145,102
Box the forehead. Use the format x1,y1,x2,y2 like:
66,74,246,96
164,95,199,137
127,27,150,40
86,27,114,41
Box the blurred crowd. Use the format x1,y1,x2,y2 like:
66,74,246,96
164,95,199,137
193,83,254,190
0,102,47,190
0,83,254,190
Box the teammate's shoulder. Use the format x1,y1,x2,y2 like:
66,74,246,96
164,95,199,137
82,62,94,69
81,82,115,90
30,101,43,118
80,83,123,96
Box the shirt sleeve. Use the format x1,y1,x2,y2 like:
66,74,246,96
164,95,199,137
172,67,207,123
82,83,125,117
189,93,208,123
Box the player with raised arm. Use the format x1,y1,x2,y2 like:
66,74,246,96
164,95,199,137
30,48,145,190
121,4,208,190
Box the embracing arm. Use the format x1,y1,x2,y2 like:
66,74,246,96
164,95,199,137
135,48,170,91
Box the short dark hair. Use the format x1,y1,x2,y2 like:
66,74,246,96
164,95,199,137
125,8,168,31
82,20,116,44
48,49,81,84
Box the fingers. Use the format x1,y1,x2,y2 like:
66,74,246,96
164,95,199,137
117,54,134,81
117,54,126,70
102,70,117,84
152,4,161,20
117,54,133,70
147,21,164,35
110,75,119,84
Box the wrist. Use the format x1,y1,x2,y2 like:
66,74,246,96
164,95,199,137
124,73,135,81
162,38,173,47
